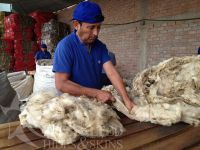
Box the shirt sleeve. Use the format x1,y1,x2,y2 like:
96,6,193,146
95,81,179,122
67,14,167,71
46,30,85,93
48,52,52,59
34,52,39,60
109,52,116,65
53,41,73,74
101,44,111,64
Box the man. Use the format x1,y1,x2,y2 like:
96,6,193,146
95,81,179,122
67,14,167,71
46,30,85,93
53,1,134,111
35,44,52,61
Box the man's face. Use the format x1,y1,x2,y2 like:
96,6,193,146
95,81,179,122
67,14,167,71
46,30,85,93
41,48,47,51
74,21,101,44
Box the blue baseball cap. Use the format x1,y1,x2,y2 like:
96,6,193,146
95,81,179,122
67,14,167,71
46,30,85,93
41,44,47,48
73,1,104,23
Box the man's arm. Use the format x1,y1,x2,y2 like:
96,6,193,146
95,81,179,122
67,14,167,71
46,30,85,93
103,61,134,111
55,72,113,102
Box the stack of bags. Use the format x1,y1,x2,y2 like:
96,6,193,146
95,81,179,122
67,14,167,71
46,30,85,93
41,19,70,55
3,13,37,71
0,39,14,71
3,13,34,40
29,11,56,47
14,40,37,71
0,12,5,38
0,12,14,71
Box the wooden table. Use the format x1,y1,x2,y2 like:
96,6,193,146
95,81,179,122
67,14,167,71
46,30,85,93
0,113,200,150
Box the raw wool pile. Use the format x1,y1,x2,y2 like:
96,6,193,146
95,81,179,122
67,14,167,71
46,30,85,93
123,78,133,88
19,92,125,145
132,56,200,125
7,71,34,99
19,91,78,145
133,56,200,106
103,56,200,126
103,85,182,126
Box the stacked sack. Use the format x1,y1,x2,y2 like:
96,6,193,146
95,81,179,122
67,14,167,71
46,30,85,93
3,13,34,40
3,13,37,71
0,12,14,71
41,19,70,55
14,40,37,71
0,39,14,71
29,11,56,46
0,12,5,38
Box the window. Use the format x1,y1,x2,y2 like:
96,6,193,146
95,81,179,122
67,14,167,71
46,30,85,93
0,3,12,12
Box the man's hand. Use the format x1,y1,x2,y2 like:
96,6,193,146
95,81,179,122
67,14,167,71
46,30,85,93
124,99,134,112
95,90,114,103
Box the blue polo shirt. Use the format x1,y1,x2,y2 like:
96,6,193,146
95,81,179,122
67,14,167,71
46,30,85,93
53,31,111,89
35,50,51,61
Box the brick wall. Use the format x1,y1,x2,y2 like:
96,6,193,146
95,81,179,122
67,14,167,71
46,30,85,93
99,24,141,77
57,0,200,79
147,0,200,19
93,0,140,24
146,20,200,67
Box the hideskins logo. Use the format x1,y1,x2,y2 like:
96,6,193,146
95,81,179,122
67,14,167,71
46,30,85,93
3,95,123,149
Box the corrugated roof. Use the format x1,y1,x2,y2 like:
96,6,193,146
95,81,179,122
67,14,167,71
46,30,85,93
0,0,83,14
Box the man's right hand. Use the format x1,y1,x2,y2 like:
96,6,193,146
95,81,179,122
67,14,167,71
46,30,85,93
95,90,114,103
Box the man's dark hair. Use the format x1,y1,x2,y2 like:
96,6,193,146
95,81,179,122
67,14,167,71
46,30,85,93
78,21,82,26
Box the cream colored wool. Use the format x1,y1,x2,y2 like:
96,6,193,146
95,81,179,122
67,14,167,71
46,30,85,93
133,56,200,106
42,121,79,145
103,85,181,126
19,91,57,128
60,94,125,137
103,56,200,126
132,56,200,126
19,92,80,145
19,92,125,145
